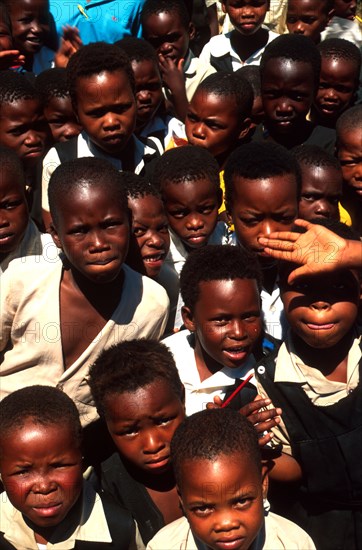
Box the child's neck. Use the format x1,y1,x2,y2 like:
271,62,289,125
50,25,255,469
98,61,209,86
260,259,278,294
291,329,355,382
230,27,268,62
194,338,224,382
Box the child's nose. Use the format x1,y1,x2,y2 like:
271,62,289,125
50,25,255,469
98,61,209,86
147,231,165,248
214,510,241,533
186,214,204,230
310,299,331,311
31,19,42,34
24,130,42,146
229,320,247,340
103,112,120,129
192,122,206,139
62,123,81,141
32,475,57,494
314,199,333,218
293,21,306,34
142,430,165,454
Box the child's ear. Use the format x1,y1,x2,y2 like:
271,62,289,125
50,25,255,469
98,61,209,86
49,222,62,250
238,118,252,140
182,305,196,332
188,22,196,41
261,464,269,500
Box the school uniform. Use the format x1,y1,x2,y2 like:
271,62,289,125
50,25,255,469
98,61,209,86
199,28,279,72
162,329,257,415
182,50,215,101
0,257,169,426
252,122,336,155
138,114,186,152
146,512,316,550
255,331,362,550
0,220,53,275
0,481,136,549
41,131,161,213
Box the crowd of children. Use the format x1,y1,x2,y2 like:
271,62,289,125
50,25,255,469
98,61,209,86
0,0,361,548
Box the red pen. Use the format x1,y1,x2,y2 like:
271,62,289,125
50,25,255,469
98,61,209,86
221,372,254,408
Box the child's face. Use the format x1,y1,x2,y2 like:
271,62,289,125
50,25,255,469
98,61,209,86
162,179,220,250
104,379,185,475
222,0,269,36
261,59,315,135
314,58,357,123
132,59,163,131
0,419,83,530
0,15,13,51
50,184,130,284
299,164,342,221
127,194,170,279
186,90,249,159
337,128,362,202
9,0,50,55
229,174,298,257
44,96,82,143
74,69,136,158
286,0,331,43
281,269,360,348
179,452,267,550
182,278,262,369
143,11,190,63
333,0,356,20
0,168,28,258
0,99,49,168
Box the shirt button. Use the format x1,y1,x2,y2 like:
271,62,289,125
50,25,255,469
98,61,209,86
57,383,64,391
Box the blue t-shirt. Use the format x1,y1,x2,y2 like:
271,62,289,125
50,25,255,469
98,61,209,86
50,0,145,45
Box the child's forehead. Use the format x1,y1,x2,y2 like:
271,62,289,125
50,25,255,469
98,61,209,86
163,177,217,199
262,57,314,80
192,89,238,114
12,0,49,13
145,9,185,29
288,0,327,12
129,192,164,212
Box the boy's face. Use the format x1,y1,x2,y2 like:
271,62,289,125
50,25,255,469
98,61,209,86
44,96,82,143
186,90,249,159
0,17,13,51
314,58,357,123
179,452,267,550
9,0,50,55
0,168,28,258
104,379,185,475
299,164,342,221
0,99,49,168
229,174,298,257
182,278,262,369
261,59,315,135
281,269,360,348
286,0,332,43
337,128,362,202
162,179,220,250
132,59,163,131
50,184,130,284
0,420,83,530
222,0,269,36
333,0,356,20
143,11,190,63
127,194,170,279
74,69,136,158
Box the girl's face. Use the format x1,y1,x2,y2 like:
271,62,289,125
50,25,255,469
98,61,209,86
9,0,50,55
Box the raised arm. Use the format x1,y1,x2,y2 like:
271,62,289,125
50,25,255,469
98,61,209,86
258,219,361,283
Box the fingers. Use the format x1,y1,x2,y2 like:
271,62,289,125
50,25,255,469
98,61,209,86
239,397,272,416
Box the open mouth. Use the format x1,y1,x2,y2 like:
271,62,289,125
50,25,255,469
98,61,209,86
223,346,249,362
143,253,166,263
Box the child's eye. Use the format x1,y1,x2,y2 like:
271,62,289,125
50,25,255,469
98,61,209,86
169,210,186,219
192,505,213,516
199,205,215,215
133,227,146,237
156,416,174,426
301,194,317,202
3,200,22,210
239,217,259,227
235,497,253,509
186,113,198,123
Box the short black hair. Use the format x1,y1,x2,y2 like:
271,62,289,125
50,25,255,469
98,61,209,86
141,0,190,29
35,67,70,105
0,2,11,32
292,144,341,172
0,145,25,186
180,244,262,313
0,386,82,449
121,171,161,200
235,65,261,97
318,38,361,77
194,72,253,120
261,34,321,89
278,218,361,285
88,339,184,419
67,42,135,107
171,408,261,488
0,70,39,104
48,157,128,226
152,146,220,192
336,104,362,136
115,36,159,65
224,142,301,211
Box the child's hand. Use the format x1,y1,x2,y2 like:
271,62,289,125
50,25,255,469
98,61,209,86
158,54,185,94
258,219,348,284
206,395,223,409
0,50,25,70
55,25,82,68
239,396,282,447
